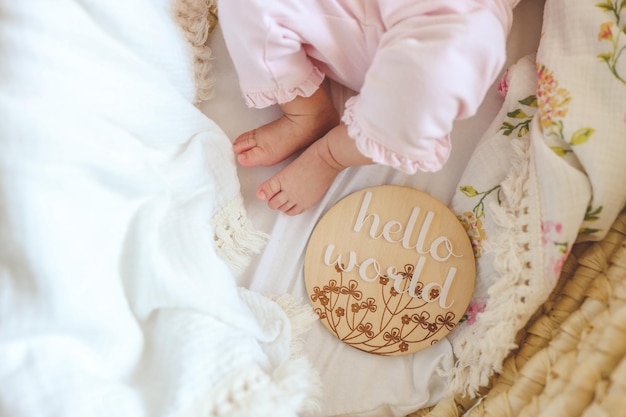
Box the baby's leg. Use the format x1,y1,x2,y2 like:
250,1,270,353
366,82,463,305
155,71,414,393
256,133,343,215
233,86,339,167
257,124,373,215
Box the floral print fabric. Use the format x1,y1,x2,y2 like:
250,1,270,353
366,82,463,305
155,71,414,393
445,0,626,397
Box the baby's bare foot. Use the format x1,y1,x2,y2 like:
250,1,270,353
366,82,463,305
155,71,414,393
233,87,339,167
256,136,344,216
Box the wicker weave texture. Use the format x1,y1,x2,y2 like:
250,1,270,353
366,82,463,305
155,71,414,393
409,209,626,417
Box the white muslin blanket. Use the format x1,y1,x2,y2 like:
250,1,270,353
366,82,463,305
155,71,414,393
0,1,318,416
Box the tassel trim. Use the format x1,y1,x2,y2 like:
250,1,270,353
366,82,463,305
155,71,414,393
445,134,540,397
211,194,269,273
207,359,321,417
173,0,219,103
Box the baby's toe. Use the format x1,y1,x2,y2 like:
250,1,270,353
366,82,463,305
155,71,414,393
267,192,291,211
237,146,268,167
232,130,257,154
284,204,303,216
257,176,282,202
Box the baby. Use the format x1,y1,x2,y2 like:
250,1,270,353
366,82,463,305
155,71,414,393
218,0,519,215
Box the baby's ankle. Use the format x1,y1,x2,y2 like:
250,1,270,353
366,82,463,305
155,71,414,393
314,136,345,173
281,87,338,122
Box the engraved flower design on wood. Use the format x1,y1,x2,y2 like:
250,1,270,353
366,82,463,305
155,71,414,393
309,261,456,355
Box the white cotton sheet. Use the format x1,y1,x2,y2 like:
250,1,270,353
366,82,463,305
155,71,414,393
201,1,545,415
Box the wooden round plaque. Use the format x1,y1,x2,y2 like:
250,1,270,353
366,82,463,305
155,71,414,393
304,185,475,356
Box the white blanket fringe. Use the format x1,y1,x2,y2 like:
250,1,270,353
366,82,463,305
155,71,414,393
272,294,320,359
204,358,320,417
174,0,270,272
447,134,538,397
274,295,322,415
211,195,269,273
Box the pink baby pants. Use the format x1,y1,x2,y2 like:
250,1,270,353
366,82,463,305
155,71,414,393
218,0,515,173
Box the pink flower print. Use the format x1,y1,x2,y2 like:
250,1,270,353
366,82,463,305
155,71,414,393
596,3,626,84
457,211,487,259
497,70,510,98
536,64,571,135
541,221,563,246
550,253,568,278
465,300,487,325
541,220,570,281
598,22,614,41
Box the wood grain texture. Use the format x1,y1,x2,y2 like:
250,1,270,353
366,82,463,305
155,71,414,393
304,185,476,356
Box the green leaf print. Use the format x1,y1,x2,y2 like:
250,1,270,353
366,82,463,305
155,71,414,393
550,146,570,156
460,186,479,198
596,1,626,85
507,109,530,119
499,95,537,138
580,227,603,235
459,184,502,220
570,128,595,145
518,95,538,107
596,0,614,11
584,205,603,222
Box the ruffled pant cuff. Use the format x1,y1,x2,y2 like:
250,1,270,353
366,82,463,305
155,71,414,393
342,96,451,175
242,67,325,108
